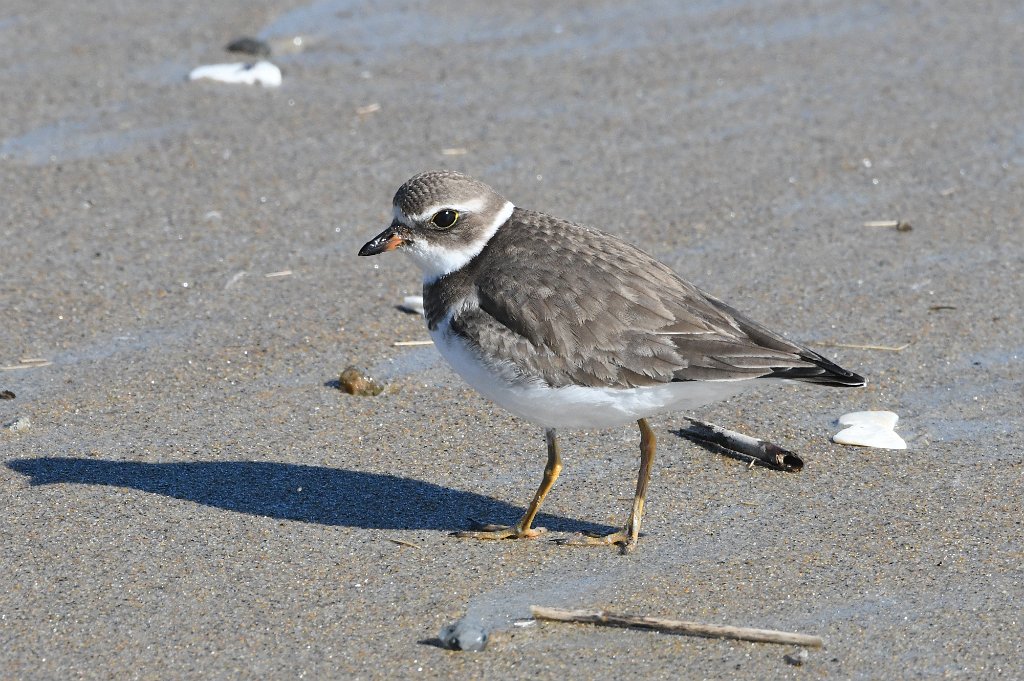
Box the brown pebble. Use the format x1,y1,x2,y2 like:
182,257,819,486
338,366,384,396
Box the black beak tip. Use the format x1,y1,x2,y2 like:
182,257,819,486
358,234,391,256
358,225,404,257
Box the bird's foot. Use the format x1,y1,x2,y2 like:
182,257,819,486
555,529,638,554
451,519,546,541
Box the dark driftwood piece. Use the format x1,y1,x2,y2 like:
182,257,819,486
530,606,824,648
679,418,803,472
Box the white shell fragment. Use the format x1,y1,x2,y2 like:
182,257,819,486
838,410,899,429
401,295,425,315
188,61,282,87
833,423,907,449
5,417,31,432
834,410,906,450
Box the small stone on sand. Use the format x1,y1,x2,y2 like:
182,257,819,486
400,295,425,315
226,37,271,58
5,417,31,432
784,648,809,666
338,366,384,396
439,620,488,652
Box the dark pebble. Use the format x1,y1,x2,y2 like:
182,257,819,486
0,390,14,400
226,37,271,58
784,649,809,666
439,621,488,652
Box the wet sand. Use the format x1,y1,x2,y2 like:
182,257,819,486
2,1,1022,678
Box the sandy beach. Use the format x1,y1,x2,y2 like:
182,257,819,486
2,1,1022,678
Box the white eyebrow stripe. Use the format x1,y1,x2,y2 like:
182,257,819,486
407,200,514,284
406,196,489,223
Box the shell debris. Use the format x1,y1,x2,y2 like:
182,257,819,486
833,410,906,450
399,295,424,315
188,61,282,87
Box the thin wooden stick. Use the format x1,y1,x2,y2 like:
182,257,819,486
385,537,420,549
530,606,823,648
2,361,53,371
681,418,803,472
814,341,910,352
392,340,434,347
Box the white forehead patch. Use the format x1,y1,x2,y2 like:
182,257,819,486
402,200,514,283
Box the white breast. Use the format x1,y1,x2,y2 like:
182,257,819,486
429,318,756,429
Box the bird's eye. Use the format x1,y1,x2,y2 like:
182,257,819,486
430,209,459,229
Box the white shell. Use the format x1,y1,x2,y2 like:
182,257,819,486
402,295,425,315
838,410,899,429
833,423,907,450
189,61,282,87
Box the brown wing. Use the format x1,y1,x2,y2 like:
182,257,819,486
446,208,864,390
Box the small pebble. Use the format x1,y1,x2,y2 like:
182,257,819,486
5,417,31,432
439,620,488,652
226,36,271,58
400,295,425,315
0,390,14,399
338,366,384,396
784,648,809,666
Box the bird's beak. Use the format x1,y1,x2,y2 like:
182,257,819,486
358,222,409,256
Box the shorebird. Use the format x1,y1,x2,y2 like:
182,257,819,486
359,171,864,552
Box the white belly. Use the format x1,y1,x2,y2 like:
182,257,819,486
430,320,755,429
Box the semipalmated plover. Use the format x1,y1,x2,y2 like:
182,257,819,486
359,170,864,552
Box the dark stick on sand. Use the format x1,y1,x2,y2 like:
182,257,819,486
530,606,824,648
680,418,804,472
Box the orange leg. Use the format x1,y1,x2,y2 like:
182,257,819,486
454,428,562,540
558,418,656,553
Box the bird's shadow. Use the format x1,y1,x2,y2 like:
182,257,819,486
6,457,611,534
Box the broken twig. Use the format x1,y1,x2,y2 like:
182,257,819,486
681,418,802,472
2,359,53,371
385,537,420,549
392,340,433,347
814,341,910,352
863,219,912,231
530,606,824,648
